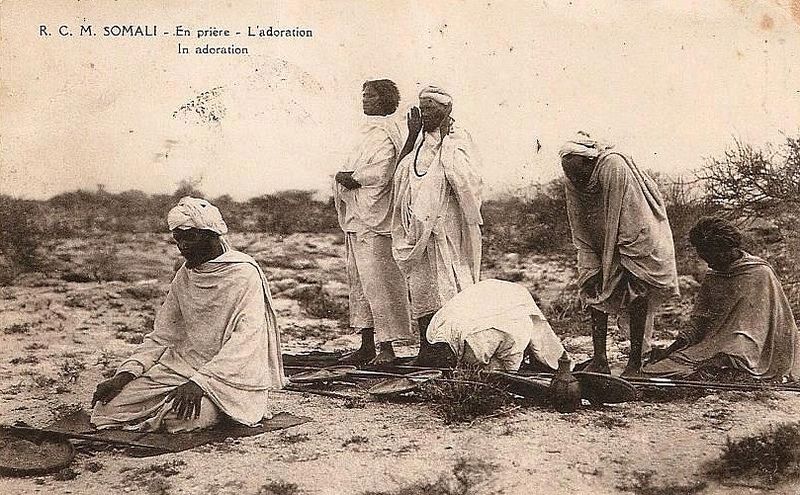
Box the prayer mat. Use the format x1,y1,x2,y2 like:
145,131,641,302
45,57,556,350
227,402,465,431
11,409,310,457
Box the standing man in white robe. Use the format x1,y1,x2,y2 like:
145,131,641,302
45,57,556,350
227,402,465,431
392,86,484,366
91,197,286,432
334,79,412,365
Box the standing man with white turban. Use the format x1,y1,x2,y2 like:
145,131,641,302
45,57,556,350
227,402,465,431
91,197,286,432
392,86,484,366
333,79,412,365
560,132,679,377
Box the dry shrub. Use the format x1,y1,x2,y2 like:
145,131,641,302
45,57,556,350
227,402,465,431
121,460,185,483
10,355,39,365
709,422,800,485
121,284,165,301
417,368,511,424
59,357,87,383
616,470,707,495
292,284,348,321
482,179,572,256
362,457,495,495
4,322,31,334
0,195,46,279
89,246,127,282
256,481,301,495
545,287,588,338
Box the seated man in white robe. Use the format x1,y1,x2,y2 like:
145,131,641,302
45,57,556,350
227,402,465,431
91,197,286,432
425,279,565,371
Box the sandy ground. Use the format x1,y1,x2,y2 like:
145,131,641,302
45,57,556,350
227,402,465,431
1,233,798,495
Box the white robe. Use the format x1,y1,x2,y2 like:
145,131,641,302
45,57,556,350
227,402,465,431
92,250,286,430
427,279,565,371
334,116,403,235
391,123,483,316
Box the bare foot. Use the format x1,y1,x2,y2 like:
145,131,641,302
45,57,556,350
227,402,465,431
337,348,376,366
409,348,445,368
620,364,644,379
582,359,611,375
369,346,397,366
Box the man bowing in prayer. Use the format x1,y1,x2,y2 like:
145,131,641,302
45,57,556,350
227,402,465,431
333,79,412,365
91,197,286,432
561,132,679,377
425,279,567,372
392,86,484,366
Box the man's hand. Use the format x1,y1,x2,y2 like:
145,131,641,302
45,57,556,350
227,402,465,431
335,171,361,190
165,380,204,420
92,372,135,407
407,106,422,138
647,337,688,364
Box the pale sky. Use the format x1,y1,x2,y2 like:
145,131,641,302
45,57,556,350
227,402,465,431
1,0,799,200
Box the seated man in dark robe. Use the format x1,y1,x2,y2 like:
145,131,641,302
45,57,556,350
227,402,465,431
645,217,800,381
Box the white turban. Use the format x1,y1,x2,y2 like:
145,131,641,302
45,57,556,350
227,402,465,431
559,131,613,159
419,85,452,106
167,196,228,235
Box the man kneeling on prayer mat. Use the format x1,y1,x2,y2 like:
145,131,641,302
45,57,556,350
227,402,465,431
645,217,800,381
91,197,287,432
421,279,566,371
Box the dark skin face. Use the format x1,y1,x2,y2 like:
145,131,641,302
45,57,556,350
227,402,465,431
694,244,742,271
561,154,597,192
419,98,451,133
172,228,224,269
362,85,385,116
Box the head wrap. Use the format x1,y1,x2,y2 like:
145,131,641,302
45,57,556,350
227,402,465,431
419,85,452,106
559,131,613,159
167,196,228,235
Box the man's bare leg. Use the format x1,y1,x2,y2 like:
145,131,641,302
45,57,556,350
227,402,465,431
584,308,611,374
622,297,648,378
370,342,397,365
410,313,438,366
338,328,376,365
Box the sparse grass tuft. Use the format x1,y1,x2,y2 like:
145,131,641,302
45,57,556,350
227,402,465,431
4,322,31,334
59,357,87,383
709,422,800,485
545,287,588,338
292,284,348,321
122,284,164,301
616,470,707,495
417,368,511,424
121,460,185,485
280,433,310,444
342,435,369,447
10,355,39,365
256,481,301,495
362,457,495,495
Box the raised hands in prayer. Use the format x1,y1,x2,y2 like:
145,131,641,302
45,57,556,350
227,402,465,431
91,371,135,407
335,171,361,190
407,106,422,139
166,380,205,420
